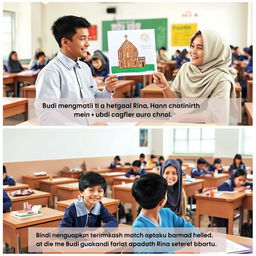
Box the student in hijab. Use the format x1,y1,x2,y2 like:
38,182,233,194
6,51,24,73
91,50,110,81
160,159,187,219
154,30,237,99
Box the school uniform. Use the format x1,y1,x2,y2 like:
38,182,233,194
191,168,210,178
132,208,193,228
7,60,23,73
3,175,16,186
109,162,122,169
245,57,252,73
31,60,48,71
218,178,252,192
125,168,146,178
228,163,246,172
59,197,118,228
3,190,12,213
36,50,112,98
208,165,224,174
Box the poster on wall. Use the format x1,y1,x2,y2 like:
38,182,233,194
139,129,148,147
108,29,157,76
171,23,198,46
88,25,97,40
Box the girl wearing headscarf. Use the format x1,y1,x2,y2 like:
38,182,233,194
154,30,237,98
214,169,252,230
6,51,24,73
160,159,187,218
91,50,110,81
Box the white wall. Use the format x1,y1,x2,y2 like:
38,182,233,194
151,129,163,155
3,128,152,162
4,2,250,59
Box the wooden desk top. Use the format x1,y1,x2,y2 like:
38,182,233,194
88,168,112,173
244,102,252,117
112,183,133,191
101,172,124,177
226,234,252,246
3,183,29,191
56,197,120,208
23,174,55,180
113,176,135,182
182,179,204,186
3,97,28,108
60,170,82,173
195,173,229,180
3,207,64,229
141,83,162,92
9,190,51,201
39,177,78,185
195,191,246,202
56,182,79,191
22,85,36,91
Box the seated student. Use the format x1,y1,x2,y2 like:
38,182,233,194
139,153,147,167
59,172,118,227
208,158,224,174
6,51,24,73
175,49,190,69
214,169,252,230
158,156,165,168
125,160,146,178
31,52,48,71
228,154,246,173
157,47,169,63
3,190,12,213
90,50,110,81
147,154,160,169
3,165,16,186
109,155,122,169
191,158,210,178
244,46,253,78
160,159,188,220
132,173,193,228
80,51,92,68
171,50,181,61
28,48,45,70
176,158,186,176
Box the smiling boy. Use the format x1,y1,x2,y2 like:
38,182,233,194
36,16,118,98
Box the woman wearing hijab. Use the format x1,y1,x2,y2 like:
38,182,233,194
154,30,237,98
6,51,24,73
160,159,187,219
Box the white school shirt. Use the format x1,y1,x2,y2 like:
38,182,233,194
35,50,112,99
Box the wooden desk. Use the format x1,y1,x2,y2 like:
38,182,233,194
56,197,120,217
3,207,64,253
182,179,203,197
88,168,112,174
39,178,78,206
22,85,36,98
141,83,163,98
98,80,135,98
247,80,252,102
22,175,57,189
195,174,229,188
195,192,245,234
112,183,138,221
3,73,16,85
101,172,124,186
8,190,51,210
113,176,135,185
60,170,82,179
241,192,252,223
226,234,252,247
111,166,152,172
56,182,79,201
235,82,242,98
3,97,28,120
3,183,29,192
244,103,253,125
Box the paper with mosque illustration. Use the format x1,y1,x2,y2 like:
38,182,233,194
108,29,157,76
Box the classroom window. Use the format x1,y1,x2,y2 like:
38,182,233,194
3,10,15,60
173,128,215,154
241,128,253,156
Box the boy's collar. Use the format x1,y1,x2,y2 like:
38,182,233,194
74,197,101,217
140,211,162,227
57,50,81,70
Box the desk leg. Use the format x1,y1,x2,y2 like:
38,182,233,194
228,214,234,235
239,207,244,235
15,82,19,97
195,212,200,227
15,234,21,254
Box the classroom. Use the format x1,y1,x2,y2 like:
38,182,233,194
3,127,253,253
2,1,253,126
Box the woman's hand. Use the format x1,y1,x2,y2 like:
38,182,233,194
153,72,169,89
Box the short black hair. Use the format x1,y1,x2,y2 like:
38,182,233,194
197,157,207,165
176,159,183,167
79,172,107,192
159,156,165,161
132,160,141,168
234,169,247,178
114,155,121,161
139,153,145,158
132,173,167,209
36,51,46,59
150,154,157,159
213,158,221,164
3,165,6,173
51,15,91,47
